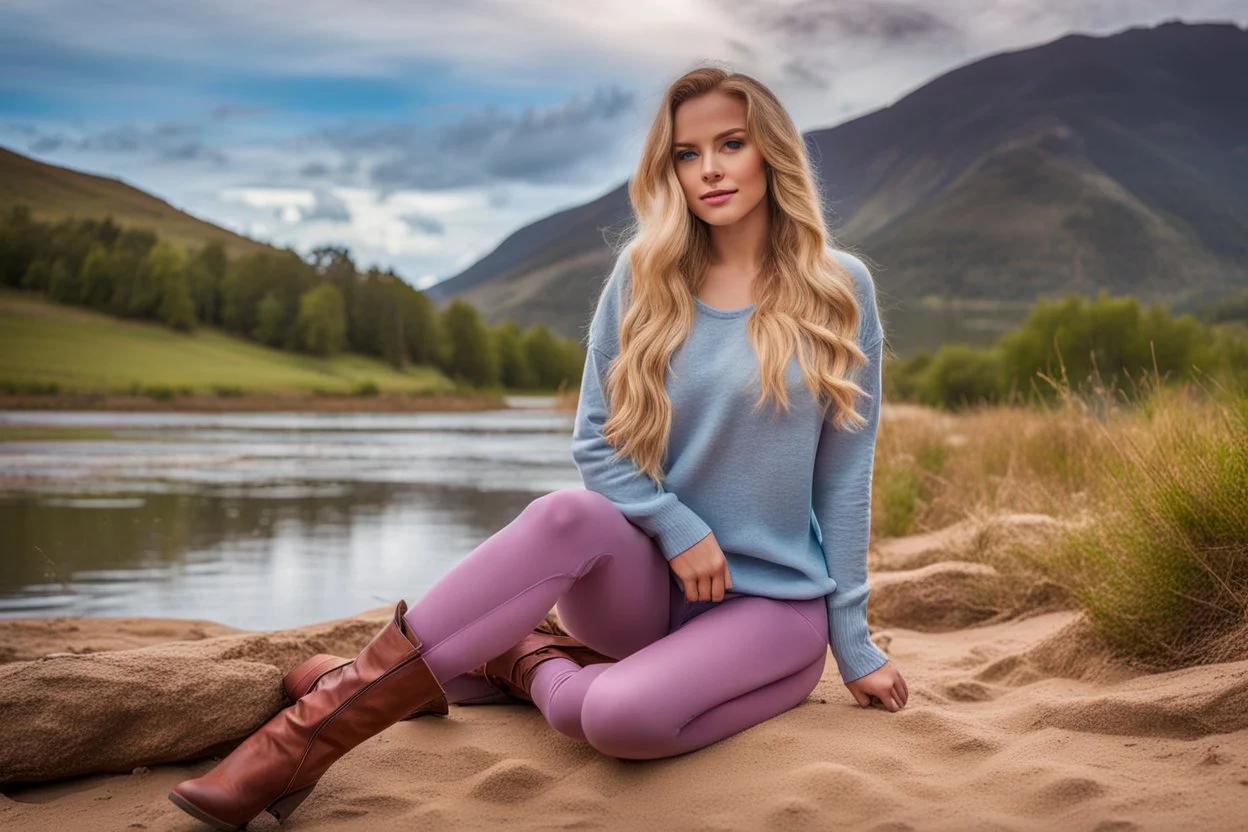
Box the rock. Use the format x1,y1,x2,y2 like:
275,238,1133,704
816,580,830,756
0,606,399,785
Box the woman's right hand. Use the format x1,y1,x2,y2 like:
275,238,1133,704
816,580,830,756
669,531,733,602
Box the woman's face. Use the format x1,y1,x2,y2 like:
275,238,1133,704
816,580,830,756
671,90,768,228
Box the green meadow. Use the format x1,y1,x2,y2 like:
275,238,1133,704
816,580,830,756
0,289,456,395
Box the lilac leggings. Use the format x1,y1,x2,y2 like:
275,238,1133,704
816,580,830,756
402,488,829,760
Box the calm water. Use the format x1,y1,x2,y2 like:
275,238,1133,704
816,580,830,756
883,297,1035,357
0,400,582,630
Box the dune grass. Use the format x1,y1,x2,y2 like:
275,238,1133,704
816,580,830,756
872,357,1248,673
1043,385,1248,670
0,289,456,395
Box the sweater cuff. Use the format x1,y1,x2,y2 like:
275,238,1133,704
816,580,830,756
650,500,714,561
826,591,890,684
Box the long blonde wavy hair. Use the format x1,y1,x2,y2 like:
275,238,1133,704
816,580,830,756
601,66,882,486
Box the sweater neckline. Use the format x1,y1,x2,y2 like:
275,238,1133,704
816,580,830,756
694,296,756,319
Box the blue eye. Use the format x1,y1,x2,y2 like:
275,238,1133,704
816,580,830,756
675,139,744,162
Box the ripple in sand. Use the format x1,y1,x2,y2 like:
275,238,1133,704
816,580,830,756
974,653,1046,686
553,790,609,815
1011,663,1248,740
393,742,505,783
324,792,418,821
467,759,555,803
892,709,1004,757
764,796,822,830
786,760,899,818
1027,775,1108,810
942,680,996,701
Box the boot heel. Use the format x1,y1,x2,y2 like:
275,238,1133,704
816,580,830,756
266,785,315,822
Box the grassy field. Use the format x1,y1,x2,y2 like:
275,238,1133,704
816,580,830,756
0,290,457,395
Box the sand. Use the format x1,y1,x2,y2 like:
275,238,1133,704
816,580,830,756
2,517,1247,831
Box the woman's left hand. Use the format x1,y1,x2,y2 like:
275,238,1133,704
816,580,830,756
845,661,908,712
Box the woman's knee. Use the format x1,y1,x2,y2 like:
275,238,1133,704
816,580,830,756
579,674,675,760
526,488,618,539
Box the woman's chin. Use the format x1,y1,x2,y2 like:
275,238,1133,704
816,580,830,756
695,210,742,227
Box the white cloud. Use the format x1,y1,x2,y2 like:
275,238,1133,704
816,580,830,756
218,187,317,210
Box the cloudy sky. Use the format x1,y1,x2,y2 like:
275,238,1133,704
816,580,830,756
2,1,1244,289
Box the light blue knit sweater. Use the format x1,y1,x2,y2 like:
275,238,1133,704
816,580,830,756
571,246,891,684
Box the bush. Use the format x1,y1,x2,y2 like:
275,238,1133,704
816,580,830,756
143,385,177,400
0,380,61,395
919,344,1006,409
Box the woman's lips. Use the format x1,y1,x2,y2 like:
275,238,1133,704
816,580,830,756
701,190,737,205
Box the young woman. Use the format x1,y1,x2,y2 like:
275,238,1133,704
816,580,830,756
169,65,909,831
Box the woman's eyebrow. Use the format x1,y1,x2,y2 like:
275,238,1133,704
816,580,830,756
672,127,746,149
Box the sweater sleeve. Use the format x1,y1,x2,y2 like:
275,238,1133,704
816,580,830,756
812,252,891,684
570,251,714,561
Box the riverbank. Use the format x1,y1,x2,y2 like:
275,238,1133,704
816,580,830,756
0,391,513,413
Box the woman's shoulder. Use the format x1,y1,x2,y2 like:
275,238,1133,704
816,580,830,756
588,248,633,355
826,246,883,345
827,247,874,290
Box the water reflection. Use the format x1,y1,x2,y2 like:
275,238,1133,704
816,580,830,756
0,405,582,630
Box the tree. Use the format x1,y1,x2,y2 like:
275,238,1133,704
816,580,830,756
21,258,50,292
296,283,347,356
310,245,358,346
127,242,176,318
378,270,408,368
188,241,228,325
556,340,588,390
0,206,38,287
158,272,196,333
222,249,311,340
253,291,286,346
107,228,157,317
521,324,565,390
133,241,196,330
401,290,441,366
441,299,498,386
47,258,78,303
493,320,534,389
78,245,114,309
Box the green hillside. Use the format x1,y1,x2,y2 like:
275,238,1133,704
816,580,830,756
0,145,272,258
0,290,455,394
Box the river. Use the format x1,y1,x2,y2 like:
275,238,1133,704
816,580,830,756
0,399,581,630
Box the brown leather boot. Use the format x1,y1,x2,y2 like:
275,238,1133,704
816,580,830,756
469,612,616,705
168,600,447,831
282,652,449,720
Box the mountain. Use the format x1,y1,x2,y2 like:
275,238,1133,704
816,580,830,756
0,145,273,257
427,20,1248,342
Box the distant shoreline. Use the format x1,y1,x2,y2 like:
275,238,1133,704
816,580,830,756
0,392,517,413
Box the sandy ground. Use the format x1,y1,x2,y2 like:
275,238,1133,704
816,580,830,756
2,520,1247,831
